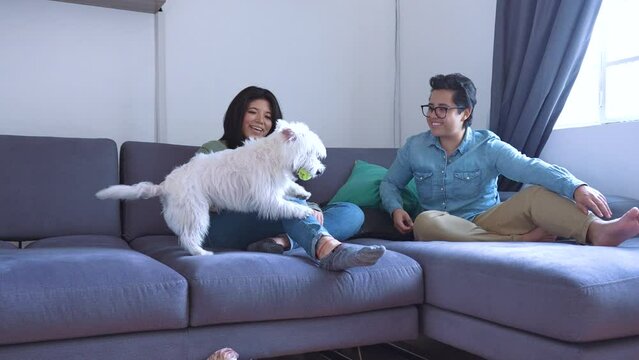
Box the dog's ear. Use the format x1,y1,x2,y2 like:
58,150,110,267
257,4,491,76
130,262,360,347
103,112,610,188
275,119,289,131
281,128,296,142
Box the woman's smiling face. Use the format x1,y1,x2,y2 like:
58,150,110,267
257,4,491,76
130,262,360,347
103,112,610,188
241,99,273,139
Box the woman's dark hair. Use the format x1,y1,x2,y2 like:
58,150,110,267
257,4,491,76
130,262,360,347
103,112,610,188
429,73,477,127
219,86,283,149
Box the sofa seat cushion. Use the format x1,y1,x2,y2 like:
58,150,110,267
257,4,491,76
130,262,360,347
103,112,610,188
130,235,423,327
0,242,17,249
0,235,188,345
355,238,639,343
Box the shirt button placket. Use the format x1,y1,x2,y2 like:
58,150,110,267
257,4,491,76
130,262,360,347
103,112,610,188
441,152,447,210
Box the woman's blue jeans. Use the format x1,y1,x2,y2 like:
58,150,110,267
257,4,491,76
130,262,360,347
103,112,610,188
204,200,364,259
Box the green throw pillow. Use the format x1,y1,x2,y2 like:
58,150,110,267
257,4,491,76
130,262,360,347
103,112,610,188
329,160,421,216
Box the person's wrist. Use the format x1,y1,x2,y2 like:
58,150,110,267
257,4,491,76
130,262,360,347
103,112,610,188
573,184,587,198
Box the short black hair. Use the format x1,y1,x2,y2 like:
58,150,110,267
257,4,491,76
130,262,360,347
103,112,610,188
429,73,477,127
219,86,283,149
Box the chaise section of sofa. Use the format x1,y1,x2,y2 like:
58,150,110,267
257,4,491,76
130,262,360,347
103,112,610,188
322,147,639,359
359,238,639,359
0,135,188,359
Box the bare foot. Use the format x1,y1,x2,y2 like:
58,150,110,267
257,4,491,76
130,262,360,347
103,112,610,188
587,207,639,246
520,227,558,242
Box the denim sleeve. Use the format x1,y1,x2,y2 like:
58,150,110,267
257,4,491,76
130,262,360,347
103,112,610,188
492,139,585,199
380,144,414,215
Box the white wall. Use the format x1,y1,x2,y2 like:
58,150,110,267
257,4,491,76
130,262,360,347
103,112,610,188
162,0,397,148
0,0,155,146
0,0,496,149
398,0,497,144
540,121,639,200
161,0,496,148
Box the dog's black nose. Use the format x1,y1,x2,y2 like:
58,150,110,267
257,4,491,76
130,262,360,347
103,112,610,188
316,169,324,176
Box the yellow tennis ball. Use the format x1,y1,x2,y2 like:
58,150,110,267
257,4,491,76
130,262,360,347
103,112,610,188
297,168,312,181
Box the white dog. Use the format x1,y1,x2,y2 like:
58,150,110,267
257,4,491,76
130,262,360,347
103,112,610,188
96,120,326,256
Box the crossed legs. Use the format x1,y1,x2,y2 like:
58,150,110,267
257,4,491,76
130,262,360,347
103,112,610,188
413,186,639,246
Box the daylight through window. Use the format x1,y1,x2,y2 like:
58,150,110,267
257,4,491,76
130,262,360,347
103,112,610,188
555,0,639,129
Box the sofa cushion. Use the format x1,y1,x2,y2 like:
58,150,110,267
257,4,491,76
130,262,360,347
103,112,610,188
328,159,419,209
0,235,188,345
119,141,199,240
329,160,421,216
353,208,413,241
0,135,120,240
130,235,423,327
0,242,17,249
118,144,403,240
606,194,639,219
304,148,399,205
355,238,639,342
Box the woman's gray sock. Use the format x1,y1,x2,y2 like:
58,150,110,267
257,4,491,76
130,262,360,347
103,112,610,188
318,243,386,271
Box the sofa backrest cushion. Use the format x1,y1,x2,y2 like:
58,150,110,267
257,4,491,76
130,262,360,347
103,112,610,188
119,142,398,240
0,135,120,240
120,141,198,240
305,148,398,205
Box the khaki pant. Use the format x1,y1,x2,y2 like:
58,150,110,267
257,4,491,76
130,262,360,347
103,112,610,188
413,186,596,244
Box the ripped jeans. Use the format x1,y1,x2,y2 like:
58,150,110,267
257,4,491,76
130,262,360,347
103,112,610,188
204,198,364,259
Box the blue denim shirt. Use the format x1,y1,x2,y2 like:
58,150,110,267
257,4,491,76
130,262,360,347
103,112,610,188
380,128,585,220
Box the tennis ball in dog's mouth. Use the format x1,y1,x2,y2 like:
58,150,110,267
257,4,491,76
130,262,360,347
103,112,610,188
297,168,312,181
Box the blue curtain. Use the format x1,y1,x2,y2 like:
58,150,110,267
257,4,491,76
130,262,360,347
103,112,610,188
490,0,602,191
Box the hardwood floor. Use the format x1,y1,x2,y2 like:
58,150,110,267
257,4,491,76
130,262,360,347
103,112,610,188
262,337,484,360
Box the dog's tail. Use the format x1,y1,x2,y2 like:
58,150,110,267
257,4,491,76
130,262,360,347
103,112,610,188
96,182,163,200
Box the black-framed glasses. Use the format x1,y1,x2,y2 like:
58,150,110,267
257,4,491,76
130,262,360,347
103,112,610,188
421,104,465,119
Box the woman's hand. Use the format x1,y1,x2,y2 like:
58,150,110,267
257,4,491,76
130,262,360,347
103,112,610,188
392,208,414,234
313,209,324,225
574,185,612,218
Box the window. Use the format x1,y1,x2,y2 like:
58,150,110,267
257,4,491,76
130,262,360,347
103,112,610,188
555,0,639,129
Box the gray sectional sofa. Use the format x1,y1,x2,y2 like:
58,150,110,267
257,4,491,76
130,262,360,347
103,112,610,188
1,134,639,360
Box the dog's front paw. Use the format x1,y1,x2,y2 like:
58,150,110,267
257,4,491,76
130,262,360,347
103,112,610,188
294,190,311,200
293,206,315,219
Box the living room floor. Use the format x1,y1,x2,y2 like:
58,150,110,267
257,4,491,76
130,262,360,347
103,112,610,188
263,337,484,360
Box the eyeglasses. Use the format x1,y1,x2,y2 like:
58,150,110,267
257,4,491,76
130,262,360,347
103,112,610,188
421,104,465,119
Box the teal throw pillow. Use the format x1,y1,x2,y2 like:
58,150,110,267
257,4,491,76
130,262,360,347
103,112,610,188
329,160,421,216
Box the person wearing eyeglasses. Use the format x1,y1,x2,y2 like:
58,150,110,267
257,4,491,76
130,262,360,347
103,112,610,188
380,73,639,246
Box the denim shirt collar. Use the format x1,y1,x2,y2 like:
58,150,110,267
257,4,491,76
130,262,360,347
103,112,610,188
425,127,474,155
457,127,473,154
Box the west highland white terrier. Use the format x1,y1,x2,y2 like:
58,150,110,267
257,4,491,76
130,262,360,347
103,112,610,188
96,120,326,256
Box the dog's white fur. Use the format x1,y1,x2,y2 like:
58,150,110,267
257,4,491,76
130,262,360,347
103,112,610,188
96,120,326,256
